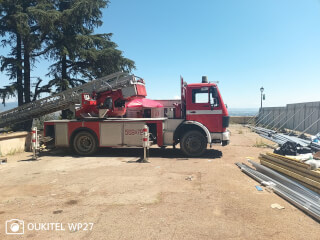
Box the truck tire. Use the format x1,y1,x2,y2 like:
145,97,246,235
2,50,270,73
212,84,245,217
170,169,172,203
72,131,98,156
180,130,207,157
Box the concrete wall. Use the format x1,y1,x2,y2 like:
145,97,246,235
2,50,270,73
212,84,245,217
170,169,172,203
0,132,28,156
230,116,254,124
258,101,320,135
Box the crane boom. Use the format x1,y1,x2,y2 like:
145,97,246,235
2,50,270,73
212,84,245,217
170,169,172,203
0,72,142,128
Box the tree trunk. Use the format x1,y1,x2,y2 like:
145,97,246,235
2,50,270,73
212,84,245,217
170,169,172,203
22,39,33,130
16,33,24,106
12,35,26,131
61,54,70,119
61,54,67,90
23,40,31,104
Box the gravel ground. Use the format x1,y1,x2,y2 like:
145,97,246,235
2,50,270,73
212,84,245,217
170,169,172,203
0,124,319,240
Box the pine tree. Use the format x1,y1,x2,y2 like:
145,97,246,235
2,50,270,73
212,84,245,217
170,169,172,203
0,0,56,130
0,0,26,106
1,0,136,125
44,0,135,118
0,0,54,106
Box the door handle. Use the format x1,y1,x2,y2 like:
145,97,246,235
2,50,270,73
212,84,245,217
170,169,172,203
190,111,196,113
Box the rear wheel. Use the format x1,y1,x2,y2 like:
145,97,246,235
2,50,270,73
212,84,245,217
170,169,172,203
180,130,207,157
72,131,98,156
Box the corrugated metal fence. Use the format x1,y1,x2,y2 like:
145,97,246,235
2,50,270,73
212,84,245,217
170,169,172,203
258,101,320,135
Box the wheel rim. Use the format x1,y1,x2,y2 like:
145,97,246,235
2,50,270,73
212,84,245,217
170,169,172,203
185,134,203,153
76,135,93,152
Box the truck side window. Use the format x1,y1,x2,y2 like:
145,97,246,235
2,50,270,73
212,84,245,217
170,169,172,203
192,88,209,103
104,97,113,109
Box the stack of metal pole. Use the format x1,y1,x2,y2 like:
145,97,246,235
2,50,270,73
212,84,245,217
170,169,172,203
236,161,320,221
311,142,320,152
250,125,315,149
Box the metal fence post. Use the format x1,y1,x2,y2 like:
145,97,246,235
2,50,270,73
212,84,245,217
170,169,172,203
138,125,150,163
31,127,38,160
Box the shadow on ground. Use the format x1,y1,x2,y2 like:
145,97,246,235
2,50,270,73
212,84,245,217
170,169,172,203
40,147,223,160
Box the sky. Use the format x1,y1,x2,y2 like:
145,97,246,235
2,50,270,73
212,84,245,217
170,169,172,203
1,0,320,108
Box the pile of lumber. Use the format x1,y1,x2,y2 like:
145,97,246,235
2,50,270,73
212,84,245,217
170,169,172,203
259,152,320,194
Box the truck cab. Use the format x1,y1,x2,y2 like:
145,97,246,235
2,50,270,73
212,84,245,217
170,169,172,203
160,76,230,157
185,80,229,145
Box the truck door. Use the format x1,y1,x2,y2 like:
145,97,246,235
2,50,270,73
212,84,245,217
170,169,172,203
186,86,222,132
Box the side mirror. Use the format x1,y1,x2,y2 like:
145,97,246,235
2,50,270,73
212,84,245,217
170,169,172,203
210,98,217,110
211,87,218,98
210,87,219,109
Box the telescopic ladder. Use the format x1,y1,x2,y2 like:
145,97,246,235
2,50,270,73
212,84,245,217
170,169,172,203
0,72,142,128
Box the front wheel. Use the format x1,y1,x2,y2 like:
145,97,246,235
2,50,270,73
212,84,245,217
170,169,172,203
180,130,207,157
72,131,98,156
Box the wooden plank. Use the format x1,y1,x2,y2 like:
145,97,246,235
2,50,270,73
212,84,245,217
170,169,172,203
260,159,320,190
260,153,311,170
260,155,320,179
259,157,320,182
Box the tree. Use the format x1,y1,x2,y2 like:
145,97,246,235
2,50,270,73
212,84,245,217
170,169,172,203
0,0,26,106
44,0,135,118
0,0,135,125
0,0,54,106
0,0,55,130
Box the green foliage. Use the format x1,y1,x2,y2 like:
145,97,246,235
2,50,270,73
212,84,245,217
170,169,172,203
0,82,16,104
0,0,135,122
45,0,135,87
0,0,51,105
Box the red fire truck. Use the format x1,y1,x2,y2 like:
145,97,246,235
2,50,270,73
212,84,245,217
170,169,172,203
40,73,230,157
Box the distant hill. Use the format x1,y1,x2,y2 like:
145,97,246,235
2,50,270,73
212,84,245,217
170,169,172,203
0,102,18,112
228,108,258,116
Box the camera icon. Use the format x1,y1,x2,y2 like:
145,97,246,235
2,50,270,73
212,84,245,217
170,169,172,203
5,219,24,235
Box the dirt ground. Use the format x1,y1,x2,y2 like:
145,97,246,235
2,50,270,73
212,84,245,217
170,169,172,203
0,124,319,240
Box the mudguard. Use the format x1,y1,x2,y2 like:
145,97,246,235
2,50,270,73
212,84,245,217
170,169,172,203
177,121,212,143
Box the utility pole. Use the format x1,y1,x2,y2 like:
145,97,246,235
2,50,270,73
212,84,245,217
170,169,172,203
260,86,264,110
